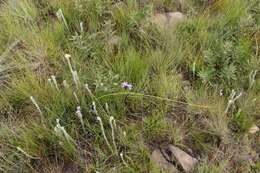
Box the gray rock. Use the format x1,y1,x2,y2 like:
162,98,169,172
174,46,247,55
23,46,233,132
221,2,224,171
249,124,259,134
151,149,178,173
150,12,185,28
168,145,198,172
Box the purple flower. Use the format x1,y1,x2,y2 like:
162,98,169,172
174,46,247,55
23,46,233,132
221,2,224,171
121,82,133,90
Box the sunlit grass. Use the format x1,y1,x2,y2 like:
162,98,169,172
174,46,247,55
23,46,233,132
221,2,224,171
0,0,259,172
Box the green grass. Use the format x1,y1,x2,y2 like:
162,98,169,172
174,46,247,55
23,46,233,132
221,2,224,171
0,0,259,172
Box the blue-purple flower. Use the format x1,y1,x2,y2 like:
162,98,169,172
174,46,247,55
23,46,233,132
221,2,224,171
121,82,133,90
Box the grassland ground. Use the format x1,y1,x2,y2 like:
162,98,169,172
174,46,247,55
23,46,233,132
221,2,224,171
0,0,259,172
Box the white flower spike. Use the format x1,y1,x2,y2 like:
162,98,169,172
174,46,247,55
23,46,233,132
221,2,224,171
92,101,98,115
76,106,85,132
97,116,113,153
120,152,128,166
30,96,43,117
65,54,71,59
109,116,117,153
51,75,59,91
54,118,75,143
65,54,74,74
224,90,242,114
85,83,93,95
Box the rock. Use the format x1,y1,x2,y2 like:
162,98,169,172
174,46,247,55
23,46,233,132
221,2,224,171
151,145,198,173
150,13,168,27
167,12,185,26
150,149,178,173
108,36,120,46
150,12,185,29
167,145,198,172
249,125,259,134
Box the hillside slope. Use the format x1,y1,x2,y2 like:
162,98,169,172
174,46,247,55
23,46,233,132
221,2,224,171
0,0,259,172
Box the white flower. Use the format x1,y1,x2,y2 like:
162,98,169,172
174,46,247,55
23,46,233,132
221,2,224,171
63,80,68,88
56,9,63,19
224,90,242,114
65,54,71,59
85,83,93,95
92,101,98,115
120,152,128,166
96,116,113,153
65,54,74,74
121,82,133,90
72,70,80,89
56,9,69,30
76,106,82,119
80,22,84,33
219,89,224,96
30,96,42,116
109,116,117,153
75,106,86,132
54,119,74,142
51,75,59,91
73,92,79,103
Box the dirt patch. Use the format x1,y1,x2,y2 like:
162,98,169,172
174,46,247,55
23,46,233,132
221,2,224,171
147,136,171,152
38,159,81,173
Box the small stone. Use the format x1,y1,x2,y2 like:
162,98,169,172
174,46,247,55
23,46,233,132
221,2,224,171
167,12,185,26
168,145,198,172
249,125,259,134
151,149,178,173
150,12,185,29
150,13,168,27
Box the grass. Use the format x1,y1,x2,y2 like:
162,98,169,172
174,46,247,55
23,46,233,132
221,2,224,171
0,0,259,172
